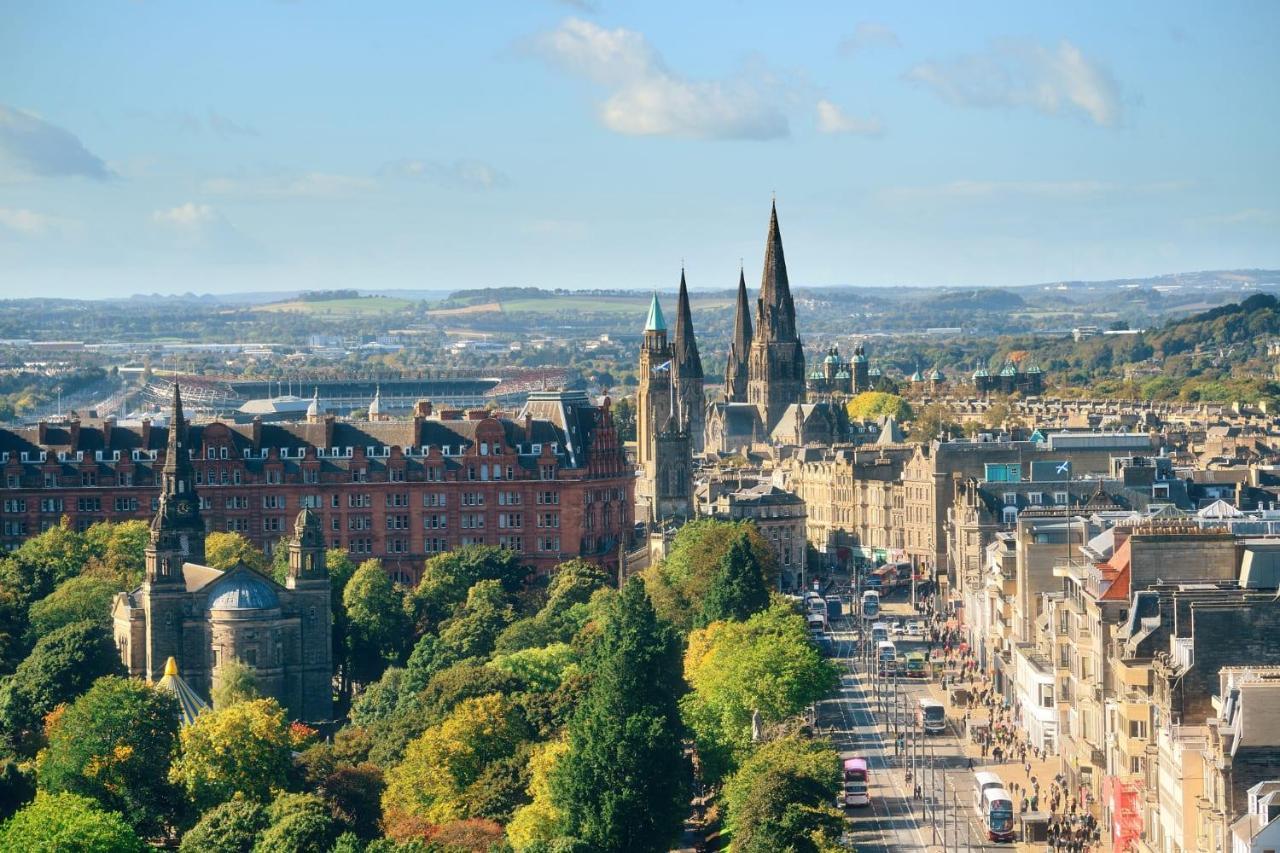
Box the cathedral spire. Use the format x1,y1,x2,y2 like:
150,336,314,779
757,199,797,342
673,268,702,379
725,266,753,402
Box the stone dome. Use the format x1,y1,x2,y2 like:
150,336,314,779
206,573,280,611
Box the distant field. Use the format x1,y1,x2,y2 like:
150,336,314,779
255,297,416,316
500,294,735,316
425,302,503,317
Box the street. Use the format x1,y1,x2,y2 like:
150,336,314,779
817,592,1033,852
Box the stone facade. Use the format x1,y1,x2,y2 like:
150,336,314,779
111,386,334,721
636,292,694,524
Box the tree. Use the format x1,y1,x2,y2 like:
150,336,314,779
204,532,269,574
0,521,93,606
83,520,150,587
326,548,359,701
0,619,123,754
641,519,777,632
212,658,261,709
550,579,689,853
406,546,528,635
253,792,338,853
681,604,839,782
382,693,529,827
846,391,911,422
343,559,410,685
721,735,841,846
169,698,293,811
38,676,183,836
731,764,843,853
431,579,518,668
0,759,34,822
698,531,770,625
178,799,268,853
507,739,569,850
26,574,119,640
0,791,145,853
911,403,960,443
318,763,385,841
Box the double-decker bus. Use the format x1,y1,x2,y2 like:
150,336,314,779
904,651,928,679
861,589,881,618
842,757,870,807
876,640,898,676
973,771,1016,842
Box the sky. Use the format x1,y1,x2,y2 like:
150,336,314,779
1,1,1277,298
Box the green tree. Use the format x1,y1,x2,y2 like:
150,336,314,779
253,792,338,853
204,532,269,574
0,521,92,606
731,764,843,853
38,676,183,836
318,762,385,841
550,579,689,853
642,519,777,633
83,520,150,587
344,560,410,685
0,791,144,853
382,693,530,826
26,574,119,640
0,619,123,754
845,391,912,422
682,604,839,782
169,698,293,811
212,658,261,709
326,549,359,701
0,759,34,822
406,546,528,635
178,799,268,853
911,403,960,443
507,739,569,850
721,735,841,843
699,531,770,625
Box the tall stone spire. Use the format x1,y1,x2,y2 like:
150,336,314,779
746,200,807,432
147,385,205,582
725,266,753,403
755,199,797,342
673,269,702,379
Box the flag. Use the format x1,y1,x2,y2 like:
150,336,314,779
653,360,672,372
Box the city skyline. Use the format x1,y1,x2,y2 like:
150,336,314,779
2,1,1278,297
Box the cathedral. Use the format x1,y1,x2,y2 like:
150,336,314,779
112,385,333,722
639,202,829,514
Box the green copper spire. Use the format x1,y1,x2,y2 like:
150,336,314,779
644,292,666,332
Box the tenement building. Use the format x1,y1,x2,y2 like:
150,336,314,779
0,385,632,582
111,385,333,721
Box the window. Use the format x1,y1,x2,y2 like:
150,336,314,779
388,537,408,554
262,495,286,509
425,537,449,553
1029,492,1043,505
537,512,559,529
331,517,340,531
386,514,410,530
303,469,319,484
118,472,133,487
1054,491,1069,505
264,469,281,485
1002,492,1017,506
386,493,409,507
3,499,25,512
538,535,560,552
40,497,64,513
1129,756,1144,774
80,470,97,487
461,513,485,529
389,467,405,483
463,492,485,507
351,467,367,483
226,518,249,532
1039,684,1054,708
1128,720,1148,739
499,535,523,551
424,492,447,508
226,496,249,509
1002,507,1018,525
300,494,322,508
536,490,559,505
263,517,282,532
424,513,448,529
348,494,371,508
498,491,521,506
498,512,522,529
7,474,21,488
348,516,372,531
76,497,101,512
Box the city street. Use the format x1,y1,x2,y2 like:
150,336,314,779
818,591,1050,852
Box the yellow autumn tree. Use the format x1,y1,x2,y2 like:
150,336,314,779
169,698,293,810
381,693,529,827
506,738,569,850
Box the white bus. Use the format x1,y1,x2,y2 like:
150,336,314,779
916,697,946,734
861,589,880,618
876,640,897,675
870,621,890,645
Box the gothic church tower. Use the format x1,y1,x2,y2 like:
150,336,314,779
747,201,807,432
636,291,693,524
672,270,705,455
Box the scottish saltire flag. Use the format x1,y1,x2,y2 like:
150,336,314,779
654,360,672,371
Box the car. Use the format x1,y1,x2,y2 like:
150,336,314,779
906,620,925,638
891,620,906,636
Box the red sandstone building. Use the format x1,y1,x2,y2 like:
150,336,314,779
0,388,634,584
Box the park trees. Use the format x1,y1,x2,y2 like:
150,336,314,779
38,676,184,836
203,532,269,574
0,791,145,853
169,698,293,811
846,391,912,422
721,735,842,850
698,530,770,626
343,559,410,685
549,579,689,853
682,604,839,782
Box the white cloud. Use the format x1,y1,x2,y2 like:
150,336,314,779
815,100,883,136
906,39,1123,127
201,172,374,200
529,18,791,140
153,202,218,227
381,158,510,191
838,22,900,55
151,202,264,262
0,104,111,179
0,207,62,235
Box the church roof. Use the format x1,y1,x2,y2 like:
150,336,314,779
673,270,703,377
206,570,281,611
155,657,210,727
644,293,666,332
756,200,798,343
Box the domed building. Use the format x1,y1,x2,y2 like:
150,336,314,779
112,385,333,722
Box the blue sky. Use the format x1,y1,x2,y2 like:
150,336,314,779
1,1,1276,297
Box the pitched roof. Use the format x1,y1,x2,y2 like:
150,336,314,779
644,293,666,332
